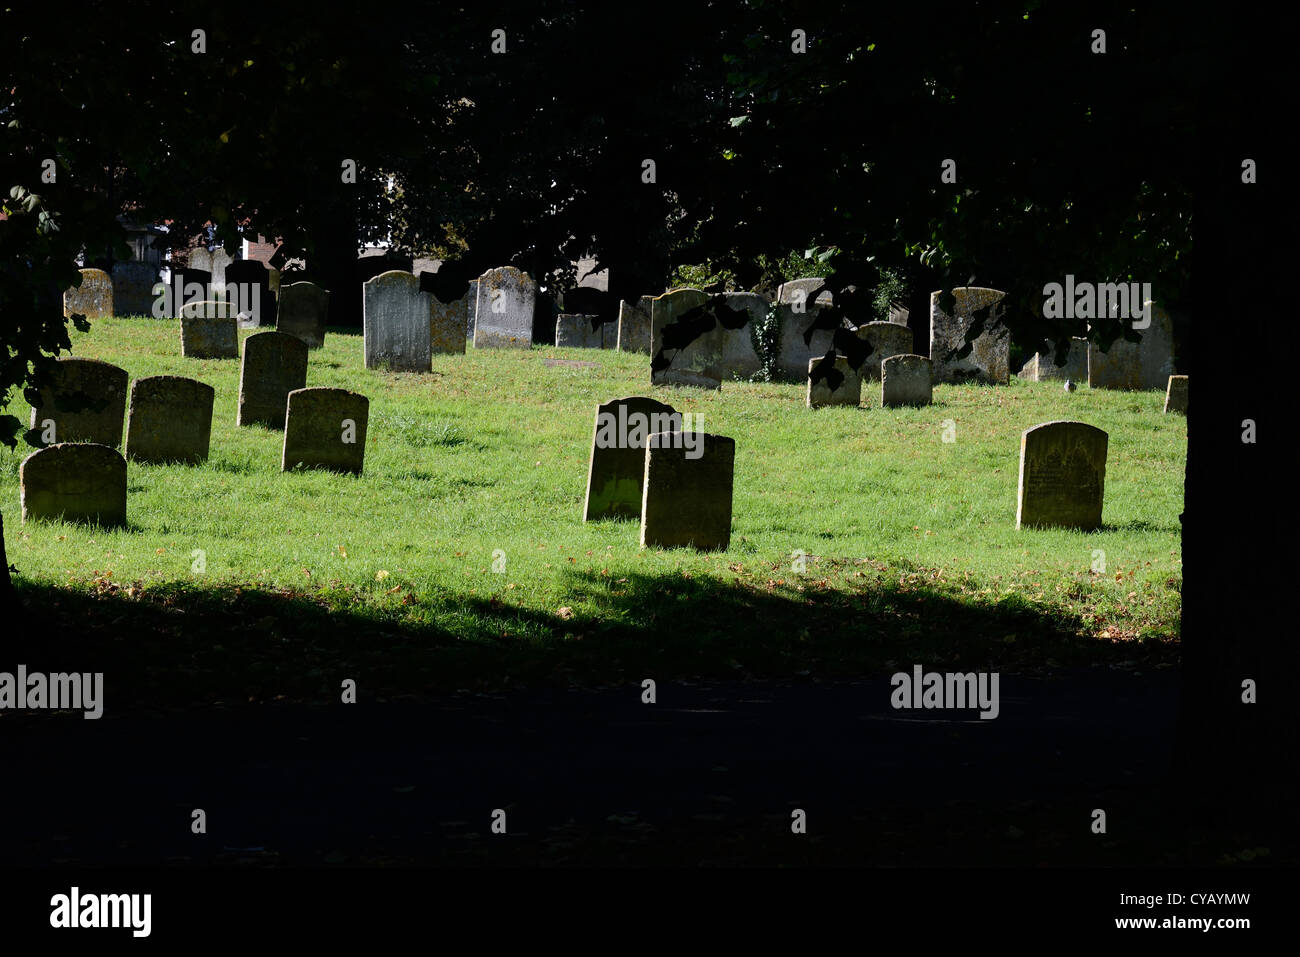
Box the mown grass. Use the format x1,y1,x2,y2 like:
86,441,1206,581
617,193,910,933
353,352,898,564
1,316,1183,694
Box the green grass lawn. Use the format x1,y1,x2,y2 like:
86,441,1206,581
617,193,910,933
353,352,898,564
1,316,1183,698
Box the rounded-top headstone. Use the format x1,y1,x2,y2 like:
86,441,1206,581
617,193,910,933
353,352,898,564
20,443,127,527
364,270,433,371
125,375,215,464
854,321,913,382
1016,421,1108,531
584,396,680,521
277,281,330,350
28,357,129,448
282,387,370,475
63,268,114,319
881,354,933,407
238,331,310,429
472,266,537,350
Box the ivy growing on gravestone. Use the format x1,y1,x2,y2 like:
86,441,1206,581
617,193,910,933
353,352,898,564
749,302,783,383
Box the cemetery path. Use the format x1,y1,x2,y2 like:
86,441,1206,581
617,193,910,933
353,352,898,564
0,668,1181,866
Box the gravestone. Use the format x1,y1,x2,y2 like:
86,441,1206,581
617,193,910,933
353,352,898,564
717,293,765,378
27,357,128,448
430,289,469,355
1164,375,1188,414
276,281,330,349
210,247,234,299
650,288,717,388
616,298,654,354
929,287,1011,384
111,262,159,316
583,396,680,521
807,356,861,408
124,375,215,464
888,303,910,326
466,279,480,338
777,278,833,307
189,247,213,275
881,354,933,408
1019,337,1089,381
363,270,433,372
168,269,213,318
854,321,913,381
556,314,607,349
640,431,735,551
473,266,537,349
1087,301,1177,391
20,443,127,527
237,331,309,428
180,304,239,359
777,304,843,381
1016,421,1108,531
224,260,276,328
63,268,113,319
282,387,370,475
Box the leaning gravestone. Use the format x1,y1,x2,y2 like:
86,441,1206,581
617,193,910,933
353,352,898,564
180,302,239,358
238,332,309,428
1016,421,1108,531
583,396,680,521
277,281,330,349
473,266,537,349
854,321,913,382
364,271,433,371
881,354,933,408
282,387,369,475
776,303,843,381
20,443,127,527
640,431,735,551
616,297,654,354
111,262,158,316
224,260,276,328
556,314,607,349
124,375,215,464
807,356,861,408
1164,375,1188,414
929,287,1011,385
777,278,833,308
63,268,114,319
1019,337,1089,382
1087,301,1176,391
27,358,129,448
430,289,469,356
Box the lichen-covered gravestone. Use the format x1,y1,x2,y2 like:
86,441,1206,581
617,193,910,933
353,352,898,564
237,331,309,429
929,287,1010,385
776,304,843,381
650,289,760,388
63,268,114,319
640,431,735,551
556,314,607,349
276,281,330,349
583,396,680,521
881,354,933,408
179,302,238,359
111,262,159,316
854,321,913,382
616,298,654,354
1016,421,1108,531
1164,375,1188,414
124,375,215,464
364,270,433,371
430,289,469,356
27,358,129,448
807,356,861,408
472,266,537,349
224,259,277,328
282,388,370,475
1087,302,1176,391
20,443,127,527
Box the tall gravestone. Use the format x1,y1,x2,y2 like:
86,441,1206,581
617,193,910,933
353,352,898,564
63,268,114,319
881,354,933,408
807,356,861,408
473,267,536,349
238,331,309,428
28,358,129,448
1087,301,1177,391
650,288,716,388
224,260,276,328
1016,421,1108,531
180,302,239,358
854,321,913,382
20,443,127,527
282,387,370,475
640,431,735,551
430,290,469,355
717,293,764,379
584,396,680,521
364,270,433,371
616,298,654,354
111,262,159,316
1164,375,1188,414
929,287,1011,385
776,303,843,381
125,375,215,464
277,281,330,349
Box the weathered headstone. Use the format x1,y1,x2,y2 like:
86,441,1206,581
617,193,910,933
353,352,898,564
1019,337,1089,382
277,281,330,349
20,443,127,527
111,262,159,316
776,304,843,381
63,268,114,319
807,356,861,408
929,287,1010,385
1087,301,1177,391
1016,421,1108,531
224,260,276,328
583,396,680,521
27,358,129,448
364,270,433,371
640,431,735,551
854,321,913,382
717,293,764,378
887,303,910,326
556,314,608,349
777,278,833,307
124,375,215,464
282,387,369,475
472,266,537,349
650,289,761,387
210,247,234,299
430,289,469,356
1164,375,1188,414
237,331,309,428
168,269,213,318
881,354,933,408
179,303,239,359
616,297,654,354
